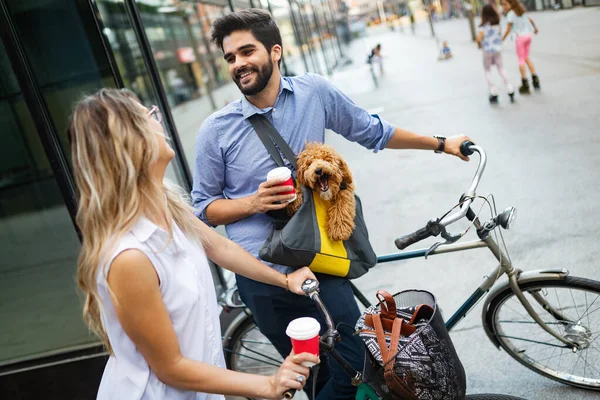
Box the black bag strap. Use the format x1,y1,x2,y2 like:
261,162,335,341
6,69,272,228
247,113,298,170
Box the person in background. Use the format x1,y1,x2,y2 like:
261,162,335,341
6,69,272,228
477,5,515,103
368,43,384,75
69,88,318,400
439,40,453,60
501,0,540,94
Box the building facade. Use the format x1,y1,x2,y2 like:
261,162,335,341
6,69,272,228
0,0,347,398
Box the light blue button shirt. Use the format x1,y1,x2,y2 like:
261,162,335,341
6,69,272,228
192,73,395,273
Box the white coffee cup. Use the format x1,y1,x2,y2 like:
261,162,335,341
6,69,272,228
286,317,321,367
266,167,296,203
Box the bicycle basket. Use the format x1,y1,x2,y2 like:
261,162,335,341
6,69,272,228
355,289,466,400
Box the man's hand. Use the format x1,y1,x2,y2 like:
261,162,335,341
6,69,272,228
249,178,296,214
287,267,317,295
444,135,473,161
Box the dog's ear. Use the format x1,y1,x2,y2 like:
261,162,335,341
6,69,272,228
337,156,353,185
296,150,314,185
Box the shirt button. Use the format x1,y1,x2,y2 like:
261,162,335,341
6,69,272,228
273,108,276,112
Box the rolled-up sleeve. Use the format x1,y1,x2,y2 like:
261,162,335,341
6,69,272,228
191,117,225,226
312,73,395,152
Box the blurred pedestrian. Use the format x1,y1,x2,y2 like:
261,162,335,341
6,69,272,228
438,41,453,60
477,5,514,103
367,43,383,75
501,0,540,94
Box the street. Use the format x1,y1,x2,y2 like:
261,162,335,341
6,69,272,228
325,7,600,400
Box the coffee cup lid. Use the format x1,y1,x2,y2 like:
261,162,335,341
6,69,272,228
286,317,321,340
267,166,291,181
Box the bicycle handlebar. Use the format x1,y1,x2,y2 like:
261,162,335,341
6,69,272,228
283,280,331,399
394,141,486,250
395,220,440,250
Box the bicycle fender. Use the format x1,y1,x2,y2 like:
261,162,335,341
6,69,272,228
481,268,570,349
222,308,252,348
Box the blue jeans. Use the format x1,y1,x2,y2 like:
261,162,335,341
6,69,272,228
236,273,365,400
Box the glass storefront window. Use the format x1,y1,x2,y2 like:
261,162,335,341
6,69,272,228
270,0,310,76
5,0,117,165
0,39,87,364
96,0,243,169
0,0,189,364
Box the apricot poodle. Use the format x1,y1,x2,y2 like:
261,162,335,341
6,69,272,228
287,142,356,241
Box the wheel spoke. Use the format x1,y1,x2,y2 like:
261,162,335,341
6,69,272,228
570,289,582,321
580,302,600,322
497,334,568,349
493,279,600,387
545,345,558,369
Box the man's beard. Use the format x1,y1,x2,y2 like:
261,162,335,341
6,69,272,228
233,59,274,96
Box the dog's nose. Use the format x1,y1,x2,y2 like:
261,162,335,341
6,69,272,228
315,168,322,176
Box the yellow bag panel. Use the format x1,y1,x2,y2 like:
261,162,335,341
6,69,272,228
308,191,351,277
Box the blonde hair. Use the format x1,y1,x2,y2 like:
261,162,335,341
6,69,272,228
69,88,205,351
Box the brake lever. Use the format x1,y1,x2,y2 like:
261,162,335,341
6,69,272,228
425,224,462,259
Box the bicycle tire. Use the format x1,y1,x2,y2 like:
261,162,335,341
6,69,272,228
485,275,600,390
224,313,282,376
465,395,526,400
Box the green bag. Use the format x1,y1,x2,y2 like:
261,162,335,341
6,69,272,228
248,114,377,279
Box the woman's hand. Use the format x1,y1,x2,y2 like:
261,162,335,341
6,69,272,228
267,352,319,400
287,267,317,295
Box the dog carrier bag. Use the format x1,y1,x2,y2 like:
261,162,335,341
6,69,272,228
355,289,467,400
248,114,376,279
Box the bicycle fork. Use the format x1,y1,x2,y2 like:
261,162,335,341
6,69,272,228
482,229,581,350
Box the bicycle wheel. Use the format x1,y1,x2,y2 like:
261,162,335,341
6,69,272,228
466,395,526,400
224,313,282,376
486,276,600,390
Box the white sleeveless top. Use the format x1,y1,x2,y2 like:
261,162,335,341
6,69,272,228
96,217,226,400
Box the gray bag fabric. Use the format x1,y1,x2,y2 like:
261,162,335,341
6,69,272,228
258,185,377,279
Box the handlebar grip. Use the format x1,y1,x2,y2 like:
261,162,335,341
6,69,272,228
460,141,475,157
395,225,433,250
283,389,296,399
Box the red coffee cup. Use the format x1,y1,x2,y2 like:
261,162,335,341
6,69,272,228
267,167,296,202
286,317,321,367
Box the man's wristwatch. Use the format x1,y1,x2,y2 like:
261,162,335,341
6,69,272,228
433,136,446,154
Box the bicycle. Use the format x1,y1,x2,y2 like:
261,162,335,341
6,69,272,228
221,142,600,396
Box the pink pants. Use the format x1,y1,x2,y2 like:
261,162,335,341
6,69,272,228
516,34,532,66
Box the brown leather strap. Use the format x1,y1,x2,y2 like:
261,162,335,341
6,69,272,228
376,290,397,320
372,313,390,363
364,314,417,335
372,314,418,400
408,304,434,325
384,319,418,400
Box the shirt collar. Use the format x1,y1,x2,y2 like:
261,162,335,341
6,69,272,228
241,75,293,119
130,216,159,243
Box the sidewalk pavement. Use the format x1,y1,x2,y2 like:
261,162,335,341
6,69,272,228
323,8,600,400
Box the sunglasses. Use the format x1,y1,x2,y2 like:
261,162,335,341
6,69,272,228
148,105,163,123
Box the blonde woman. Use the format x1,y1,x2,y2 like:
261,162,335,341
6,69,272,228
69,88,318,400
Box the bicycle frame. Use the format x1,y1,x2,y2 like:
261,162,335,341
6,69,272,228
369,216,576,345
345,226,577,399
375,237,492,331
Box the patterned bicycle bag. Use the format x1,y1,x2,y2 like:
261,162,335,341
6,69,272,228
355,289,466,400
